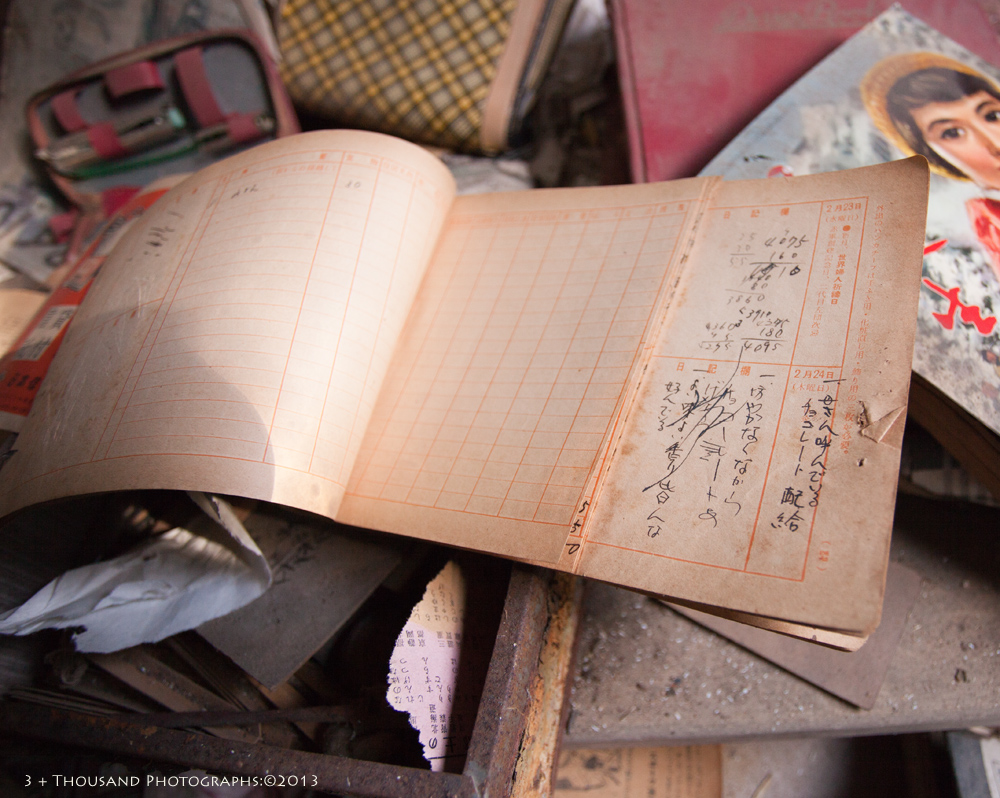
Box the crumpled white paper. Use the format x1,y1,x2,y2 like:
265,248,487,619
0,492,271,652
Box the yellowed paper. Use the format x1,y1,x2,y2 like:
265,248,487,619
553,746,721,798
982,736,1000,798
340,178,712,562
0,288,46,355
0,132,928,637
666,600,868,651
0,131,455,519
577,158,928,636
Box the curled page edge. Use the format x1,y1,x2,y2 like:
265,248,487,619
187,490,271,584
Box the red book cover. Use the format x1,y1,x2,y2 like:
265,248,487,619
612,0,1000,182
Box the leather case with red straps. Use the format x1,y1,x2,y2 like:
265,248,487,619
26,29,299,220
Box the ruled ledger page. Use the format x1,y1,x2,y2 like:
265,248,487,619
340,179,712,562
0,135,928,634
576,158,929,636
0,131,456,519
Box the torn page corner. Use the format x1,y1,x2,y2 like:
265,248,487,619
386,560,474,772
858,404,907,445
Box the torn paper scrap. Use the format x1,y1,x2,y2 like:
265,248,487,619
386,560,478,772
0,493,270,652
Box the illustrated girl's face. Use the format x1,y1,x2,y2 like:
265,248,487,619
910,90,1000,190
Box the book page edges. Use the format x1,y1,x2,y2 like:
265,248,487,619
480,0,551,152
336,500,566,563
664,597,871,651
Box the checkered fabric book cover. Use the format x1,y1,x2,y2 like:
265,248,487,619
278,0,559,152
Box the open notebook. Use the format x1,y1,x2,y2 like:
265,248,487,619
0,131,928,645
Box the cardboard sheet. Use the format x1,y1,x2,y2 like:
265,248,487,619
670,562,922,709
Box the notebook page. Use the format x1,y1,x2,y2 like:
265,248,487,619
0,131,455,519
576,158,928,634
340,179,711,563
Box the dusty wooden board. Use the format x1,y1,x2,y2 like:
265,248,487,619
669,562,923,709
198,505,405,689
512,573,586,798
565,493,1000,746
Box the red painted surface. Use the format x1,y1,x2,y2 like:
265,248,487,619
611,0,1000,182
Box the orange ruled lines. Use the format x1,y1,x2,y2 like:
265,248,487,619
577,197,868,581
580,539,806,580
176,259,314,281
89,152,440,484
349,204,689,525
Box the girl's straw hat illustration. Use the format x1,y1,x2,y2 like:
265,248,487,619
860,51,1000,179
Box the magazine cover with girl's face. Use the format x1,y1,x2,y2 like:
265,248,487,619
703,6,1000,438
